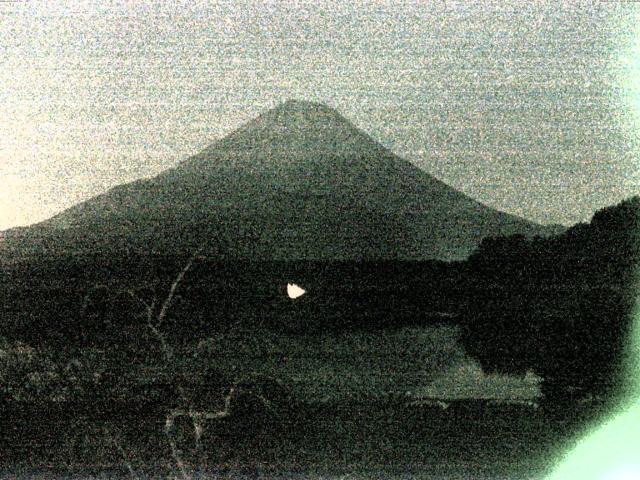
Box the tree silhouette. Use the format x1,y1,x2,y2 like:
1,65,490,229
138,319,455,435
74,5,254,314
459,196,639,403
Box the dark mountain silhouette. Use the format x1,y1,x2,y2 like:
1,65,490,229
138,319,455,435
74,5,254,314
0,100,561,262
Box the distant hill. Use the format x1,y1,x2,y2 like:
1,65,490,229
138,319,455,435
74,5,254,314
0,100,562,262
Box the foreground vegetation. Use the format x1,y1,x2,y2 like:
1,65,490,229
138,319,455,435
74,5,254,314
0,197,637,477
1,388,606,479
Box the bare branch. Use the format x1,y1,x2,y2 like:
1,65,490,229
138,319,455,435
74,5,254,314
163,416,190,480
164,387,235,454
99,247,207,478
126,289,158,323
148,322,174,364
156,247,204,329
103,426,140,480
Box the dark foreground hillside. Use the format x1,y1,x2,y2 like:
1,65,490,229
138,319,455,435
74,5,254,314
0,396,611,479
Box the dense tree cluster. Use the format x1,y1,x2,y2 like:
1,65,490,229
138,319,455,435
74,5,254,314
459,196,640,402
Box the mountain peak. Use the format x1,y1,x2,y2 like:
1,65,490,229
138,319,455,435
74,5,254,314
253,99,348,129
192,99,384,163
1,100,558,262
276,99,336,113
266,99,346,122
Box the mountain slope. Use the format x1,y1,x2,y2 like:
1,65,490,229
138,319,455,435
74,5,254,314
0,100,561,261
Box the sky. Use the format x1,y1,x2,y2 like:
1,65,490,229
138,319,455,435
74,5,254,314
1,0,640,231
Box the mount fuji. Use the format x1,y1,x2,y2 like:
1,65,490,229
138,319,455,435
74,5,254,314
0,100,561,262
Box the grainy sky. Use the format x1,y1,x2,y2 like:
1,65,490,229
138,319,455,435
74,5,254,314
1,0,639,230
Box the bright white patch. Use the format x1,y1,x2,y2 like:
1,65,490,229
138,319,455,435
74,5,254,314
603,463,640,480
287,283,306,299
